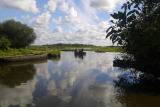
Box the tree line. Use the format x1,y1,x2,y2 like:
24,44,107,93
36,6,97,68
42,43,94,47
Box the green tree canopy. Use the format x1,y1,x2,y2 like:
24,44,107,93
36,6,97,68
0,36,11,51
0,19,37,48
106,0,160,67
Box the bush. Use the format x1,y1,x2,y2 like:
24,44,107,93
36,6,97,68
47,51,60,57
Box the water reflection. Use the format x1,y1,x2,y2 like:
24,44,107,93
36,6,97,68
47,57,61,61
113,63,160,107
0,63,36,88
1,51,159,107
74,54,86,59
88,82,121,107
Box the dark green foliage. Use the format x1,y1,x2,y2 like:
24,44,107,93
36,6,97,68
0,36,11,51
106,0,160,67
0,19,36,48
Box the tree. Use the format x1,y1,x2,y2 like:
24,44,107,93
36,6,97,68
0,19,37,48
106,0,160,67
0,36,11,51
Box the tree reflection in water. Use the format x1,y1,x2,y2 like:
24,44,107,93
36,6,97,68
47,56,61,62
113,68,160,107
0,63,36,88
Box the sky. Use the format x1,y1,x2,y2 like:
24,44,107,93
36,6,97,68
0,0,126,46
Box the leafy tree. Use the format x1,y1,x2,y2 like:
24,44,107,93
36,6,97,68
106,0,160,67
0,36,11,51
0,19,37,48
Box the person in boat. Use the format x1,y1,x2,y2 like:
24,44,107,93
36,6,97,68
75,49,79,53
81,48,83,53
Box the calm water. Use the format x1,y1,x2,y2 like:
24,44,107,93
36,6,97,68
0,51,160,107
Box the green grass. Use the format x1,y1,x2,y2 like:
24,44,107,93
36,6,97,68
0,48,33,57
95,48,124,52
0,48,61,57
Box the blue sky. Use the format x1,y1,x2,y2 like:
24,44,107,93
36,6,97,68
0,0,126,46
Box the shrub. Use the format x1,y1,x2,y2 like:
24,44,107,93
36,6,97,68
48,51,60,57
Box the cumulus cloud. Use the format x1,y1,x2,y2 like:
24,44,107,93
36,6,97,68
52,26,63,33
29,11,51,28
21,15,30,19
90,0,126,13
93,15,100,20
0,0,39,14
63,7,80,24
44,0,64,12
59,2,69,13
34,19,113,46
63,15,80,24
52,17,62,24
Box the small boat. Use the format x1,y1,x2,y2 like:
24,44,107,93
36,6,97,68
74,51,86,55
74,48,86,55
0,54,47,62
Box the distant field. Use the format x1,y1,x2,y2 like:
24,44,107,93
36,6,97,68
28,46,123,52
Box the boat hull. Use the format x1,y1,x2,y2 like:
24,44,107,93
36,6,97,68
74,52,86,55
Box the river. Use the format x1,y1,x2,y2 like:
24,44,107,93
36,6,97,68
0,51,160,107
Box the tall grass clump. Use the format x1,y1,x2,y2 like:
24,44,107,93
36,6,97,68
47,51,60,57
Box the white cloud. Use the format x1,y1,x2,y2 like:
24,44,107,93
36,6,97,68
34,19,113,46
93,15,100,20
59,2,69,13
52,17,62,24
52,26,63,33
21,15,30,19
0,0,39,14
63,15,80,24
63,7,80,24
44,0,64,12
90,0,126,13
69,7,77,17
29,11,51,28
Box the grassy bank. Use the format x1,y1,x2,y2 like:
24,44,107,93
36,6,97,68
0,48,33,57
0,48,61,57
60,47,123,52
28,45,123,52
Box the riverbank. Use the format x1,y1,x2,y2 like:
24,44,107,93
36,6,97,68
0,48,60,57
28,45,123,52
60,48,123,52
0,49,61,62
